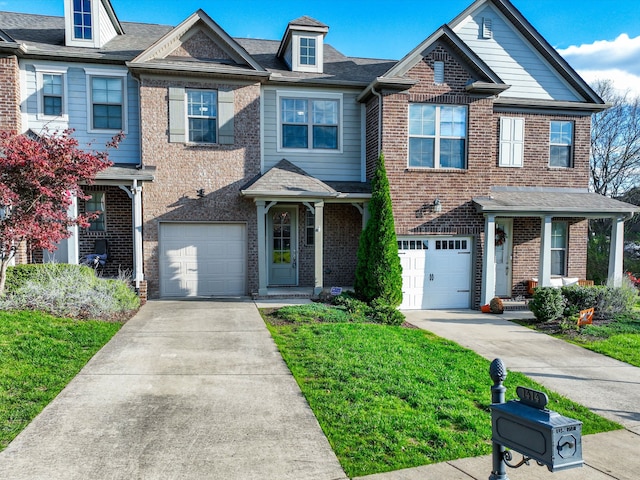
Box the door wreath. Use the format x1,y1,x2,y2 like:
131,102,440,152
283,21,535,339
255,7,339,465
495,227,506,246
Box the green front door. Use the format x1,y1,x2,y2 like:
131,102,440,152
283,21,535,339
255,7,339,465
269,207,297,285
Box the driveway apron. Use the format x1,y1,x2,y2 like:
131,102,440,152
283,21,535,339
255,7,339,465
0,300,347,480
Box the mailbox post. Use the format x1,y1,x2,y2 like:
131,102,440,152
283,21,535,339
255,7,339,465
489,358,583,478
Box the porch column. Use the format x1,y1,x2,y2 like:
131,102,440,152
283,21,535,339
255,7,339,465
67,195,79,264
314,201,324,295
608,216,625,287
481,214,496,305
539,215,553,287
256,200,268,296
132,181,144,289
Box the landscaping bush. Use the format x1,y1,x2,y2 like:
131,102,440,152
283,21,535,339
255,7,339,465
0,264,139,320
595,281,637,319
331,292,372,317
370,298,405,326
529,287,564,323
4,263,94,295
561,285,600,318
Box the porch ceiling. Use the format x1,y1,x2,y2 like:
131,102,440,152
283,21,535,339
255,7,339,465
473,187,639,218
94,164,155,183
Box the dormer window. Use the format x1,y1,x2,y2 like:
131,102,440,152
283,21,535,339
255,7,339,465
300,37,316,66
73,0,93,40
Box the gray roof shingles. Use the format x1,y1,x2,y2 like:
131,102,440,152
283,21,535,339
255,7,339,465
0,10,393,84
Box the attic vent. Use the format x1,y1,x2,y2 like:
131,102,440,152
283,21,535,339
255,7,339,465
482,17,493,39
434,61,444,84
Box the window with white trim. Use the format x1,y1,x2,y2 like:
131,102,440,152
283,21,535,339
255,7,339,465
409,104,467,169
299,37,316,66
551,221,567,276
280,97,339,150
72,0,92,40
499,117,524,167
90,76,123,130
86,192,106,232
187,89,218,143
306,210,315,245
550,120,573,167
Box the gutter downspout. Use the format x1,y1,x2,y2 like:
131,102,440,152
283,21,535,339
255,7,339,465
131,74,143,169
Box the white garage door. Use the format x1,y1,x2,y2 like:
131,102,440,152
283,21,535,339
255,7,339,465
160,223,247,297
398,237,472,309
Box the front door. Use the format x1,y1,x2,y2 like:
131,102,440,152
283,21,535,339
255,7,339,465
269,207,298,286
494,219,512,297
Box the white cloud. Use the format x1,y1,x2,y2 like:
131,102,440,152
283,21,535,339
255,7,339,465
558,33,640,98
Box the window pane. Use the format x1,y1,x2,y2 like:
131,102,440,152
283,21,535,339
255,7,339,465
43,74,62,95
551,222,567,248
92,77,122,104
187,90,217,117
550,146,571,167
550,121,572,145
283,125,308,148
440,106,466,137
93,105,122,129
188,118,217,143
86,192,105,232
313,126,337,149
409,104,435,136
551,250,565,276
281,98,307,123
44,96,62,116
312,100,337,124
440,139,465,169
300,37,316,65
409,137,434,167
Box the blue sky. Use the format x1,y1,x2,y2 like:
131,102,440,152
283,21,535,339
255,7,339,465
3,0,640,95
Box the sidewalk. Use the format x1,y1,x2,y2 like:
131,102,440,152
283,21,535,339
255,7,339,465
354,309,640,480
0,300,347,480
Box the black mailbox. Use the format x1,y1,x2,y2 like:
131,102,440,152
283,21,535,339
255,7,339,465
491,386,583,472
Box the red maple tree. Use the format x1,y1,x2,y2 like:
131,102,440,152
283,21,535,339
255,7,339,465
0,129,119,294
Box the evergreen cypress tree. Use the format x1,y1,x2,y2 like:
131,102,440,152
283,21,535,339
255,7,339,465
354,153,403,307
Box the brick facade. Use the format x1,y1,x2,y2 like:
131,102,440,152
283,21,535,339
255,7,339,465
0,55,21,133
139,77,261,298
78,185,134,277
368,42,592,305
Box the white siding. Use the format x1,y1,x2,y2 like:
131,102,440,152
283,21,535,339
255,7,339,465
262,86,362,181
21,61,140,165
97,0,118,46
453,4,581,101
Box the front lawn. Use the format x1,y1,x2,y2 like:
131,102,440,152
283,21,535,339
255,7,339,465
0,310,122,450
523,312,640,367
263,308,620,478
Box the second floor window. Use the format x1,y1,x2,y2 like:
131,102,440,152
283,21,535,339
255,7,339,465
549,120,573,167
42,73,64,117
281,98,338,150
73,0,92,40
409,104,467,169
187,90,218,143
91,76,123,130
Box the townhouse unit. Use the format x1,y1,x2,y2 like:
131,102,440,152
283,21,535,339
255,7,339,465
0,0,636,308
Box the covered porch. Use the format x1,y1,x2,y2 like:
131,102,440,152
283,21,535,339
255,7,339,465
241,160,370,296
475,187,639,305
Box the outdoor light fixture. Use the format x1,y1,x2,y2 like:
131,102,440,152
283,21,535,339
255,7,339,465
197,189,205,198
433,197,442,213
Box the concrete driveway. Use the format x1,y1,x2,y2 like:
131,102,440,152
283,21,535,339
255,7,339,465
0,300,347,480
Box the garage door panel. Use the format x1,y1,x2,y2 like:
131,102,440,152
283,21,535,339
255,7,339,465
160,223,247,297
398,237,471,310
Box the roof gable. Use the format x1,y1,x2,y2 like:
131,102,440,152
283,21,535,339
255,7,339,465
130,9,265,73
449,0,603,105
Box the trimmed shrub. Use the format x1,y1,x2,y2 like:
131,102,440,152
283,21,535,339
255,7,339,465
595,282,637,319
332,292,372,318
529,287,564,323
4,263,95,295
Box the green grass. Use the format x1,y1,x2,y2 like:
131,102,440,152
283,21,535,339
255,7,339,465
264,313,620,477
567,313,640,367
0,310,122,450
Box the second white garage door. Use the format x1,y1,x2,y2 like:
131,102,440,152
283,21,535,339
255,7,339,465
159,223,247,297
398,237,472,309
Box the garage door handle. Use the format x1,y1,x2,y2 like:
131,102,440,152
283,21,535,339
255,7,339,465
457,289,470,292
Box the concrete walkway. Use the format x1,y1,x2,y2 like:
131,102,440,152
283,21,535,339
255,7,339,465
355,309,640,480
0,300,347,480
